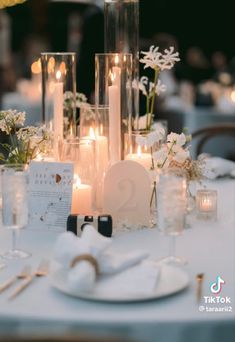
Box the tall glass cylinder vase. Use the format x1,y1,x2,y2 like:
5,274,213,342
104,0,139,124
79,104,110,211
41,52,76,159
95,53,132,164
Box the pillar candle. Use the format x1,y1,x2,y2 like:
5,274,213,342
71,176,92,215
108,65,121,164
53,70,64,139
125,146,152,170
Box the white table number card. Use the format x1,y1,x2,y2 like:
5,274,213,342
103,160,151,227
28,161,73,231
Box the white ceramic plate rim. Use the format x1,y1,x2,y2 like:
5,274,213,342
50,264,189,303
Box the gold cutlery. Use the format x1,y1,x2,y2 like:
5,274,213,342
0,265,31,294
196,273,204,303
8,259,49,300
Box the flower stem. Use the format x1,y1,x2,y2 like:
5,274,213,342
149,68,159,127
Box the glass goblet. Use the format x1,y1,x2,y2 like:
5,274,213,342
157,168,187,265
1,164,30,259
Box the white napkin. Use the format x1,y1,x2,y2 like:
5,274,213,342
54,225,152,294
96,260,161,297
202,156,235,179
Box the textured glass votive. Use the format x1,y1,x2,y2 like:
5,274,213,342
196,190,217,220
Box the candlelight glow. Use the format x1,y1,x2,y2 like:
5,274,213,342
100,124,103,135
59,62,66,75
31,59,41,74
56,70,62,81
231,90,235,102
89,127,96,139
47,57,55,74
114,54,119,65
137,145,142,157
74,174,81,188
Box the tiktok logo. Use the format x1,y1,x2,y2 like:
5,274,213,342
210,276,225,294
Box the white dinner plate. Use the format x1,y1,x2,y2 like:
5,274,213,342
51,264,189,303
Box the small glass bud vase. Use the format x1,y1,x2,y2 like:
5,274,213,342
41,52,76,159
95,53,132,164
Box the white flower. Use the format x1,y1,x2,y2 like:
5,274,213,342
140,46,162,70
172,145,190,163
135,127,165,148
167,132,186,146
150,79,167,96
0,109,25,134
153,146,170,167
159,47,180,70
63,91,87,111
140,45,180,71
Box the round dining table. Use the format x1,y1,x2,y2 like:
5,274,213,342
0,179,234,342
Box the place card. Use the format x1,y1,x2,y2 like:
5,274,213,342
103,160,151,227
28,161,73,231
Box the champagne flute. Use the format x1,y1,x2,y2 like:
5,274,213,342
157,168,187,265
1,164,30,259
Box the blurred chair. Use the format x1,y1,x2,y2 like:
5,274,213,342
191,124,235,159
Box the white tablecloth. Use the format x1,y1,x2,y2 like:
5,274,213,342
0,179,234,342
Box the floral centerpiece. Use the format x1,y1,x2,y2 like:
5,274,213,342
0,109,52,164
132,45,204,214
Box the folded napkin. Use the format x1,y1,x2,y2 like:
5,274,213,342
54,225,153,294
202,156,235,179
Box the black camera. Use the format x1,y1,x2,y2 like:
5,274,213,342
67,214,112,238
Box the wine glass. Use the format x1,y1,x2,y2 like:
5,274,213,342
1,164,30,259
157,168,187,265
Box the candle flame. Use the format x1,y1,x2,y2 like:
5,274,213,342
137,145,142,157
100,124,103,135
56,70,62,81
31,59,41,74
114,54,119,65
231,90,235,102
74,174,81,188
89,127,96,139
47,57,55,74
59,62,66,75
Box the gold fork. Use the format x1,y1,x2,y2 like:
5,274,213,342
196,273,204,303
8,259,49,300
0,265,31,294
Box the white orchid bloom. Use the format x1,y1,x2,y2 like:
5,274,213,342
153,146,168,164
140,45,180,71
140,45,162,70
167,132,186,146
158,46,180,70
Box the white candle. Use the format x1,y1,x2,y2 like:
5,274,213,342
125,146,152,170
108,63,121,164
71,176,92,215
53,70,64,140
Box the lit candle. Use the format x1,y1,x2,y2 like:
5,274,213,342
71,175,92,215
125,146,152,170
108,56,121,164
54,70,64,140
